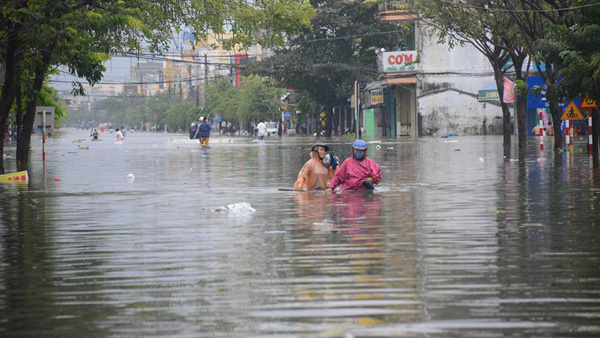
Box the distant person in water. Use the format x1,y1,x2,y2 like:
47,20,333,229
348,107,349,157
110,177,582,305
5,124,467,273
91,128,99,140
546,122,554,136
193,117,213,149
255,120,268,140
116,128,124,141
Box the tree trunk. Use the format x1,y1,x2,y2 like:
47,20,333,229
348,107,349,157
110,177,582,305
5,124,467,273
16,87,23,137
0,31,21,174
513,58,527,155
17,62,49,171
332,106,339,136
277,118,282,136
340,106,345,135
548,101,563,151
324,106,333,138
517,96,527,154
493,67,512,157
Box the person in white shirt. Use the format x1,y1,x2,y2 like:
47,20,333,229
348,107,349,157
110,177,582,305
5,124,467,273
115,128,124,141
255,120,268,140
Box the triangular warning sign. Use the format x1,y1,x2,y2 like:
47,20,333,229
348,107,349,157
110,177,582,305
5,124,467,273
580,93,598,109
561,101,584,120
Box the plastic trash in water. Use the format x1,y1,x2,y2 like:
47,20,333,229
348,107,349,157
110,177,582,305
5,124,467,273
375,145,381,149
479,157,485,162
441,133,459,138
127,173,135,182
214,202,256,213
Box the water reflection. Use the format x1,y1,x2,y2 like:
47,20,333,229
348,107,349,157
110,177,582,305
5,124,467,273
0,130,599,336
256,191,423,336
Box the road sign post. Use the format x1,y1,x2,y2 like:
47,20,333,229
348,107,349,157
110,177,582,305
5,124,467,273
539,111,544,151
42,109,47,162
561,101,585,147
589,115,593,155
579,94,598,156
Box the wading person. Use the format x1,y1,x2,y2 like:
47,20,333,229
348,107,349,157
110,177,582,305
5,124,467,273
189,122,197,139
256,119,268,140
546,122,554,136
194,117,213,149
294,141,339,191
326,139,381,192
90,128,99,140
115,128,124,141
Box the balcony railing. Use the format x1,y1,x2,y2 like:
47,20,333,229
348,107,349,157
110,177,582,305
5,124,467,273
378,1,410,12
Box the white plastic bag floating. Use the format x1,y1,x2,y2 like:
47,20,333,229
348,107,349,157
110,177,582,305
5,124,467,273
214,202,256,213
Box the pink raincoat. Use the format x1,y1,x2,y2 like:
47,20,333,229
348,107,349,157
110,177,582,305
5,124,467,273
328,156,381,191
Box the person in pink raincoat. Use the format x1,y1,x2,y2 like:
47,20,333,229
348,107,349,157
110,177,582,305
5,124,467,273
326,139,381,192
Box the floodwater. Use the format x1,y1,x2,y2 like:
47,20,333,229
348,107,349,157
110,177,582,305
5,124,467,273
1,128,600,337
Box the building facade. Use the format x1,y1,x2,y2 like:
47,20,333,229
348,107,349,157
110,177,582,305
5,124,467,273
367,1,503,138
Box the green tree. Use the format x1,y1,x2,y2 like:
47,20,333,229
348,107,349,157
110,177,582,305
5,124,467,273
163,101,199,132
0,0,315,173
501,0,577,151
534,0,600,102
414,0,529,157
101,95,130,126
204,79,239,124
246,0,405,137
236,75,283,123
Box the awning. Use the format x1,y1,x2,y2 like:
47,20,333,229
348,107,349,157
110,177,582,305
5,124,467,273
363,80,387,91
383,76,417,85
478,82,499,102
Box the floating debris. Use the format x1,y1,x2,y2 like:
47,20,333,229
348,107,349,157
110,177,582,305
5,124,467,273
213,202,256,213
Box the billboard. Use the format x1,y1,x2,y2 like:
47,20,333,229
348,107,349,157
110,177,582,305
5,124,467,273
34,106,55,134
370,89,384,105
378,51,418,72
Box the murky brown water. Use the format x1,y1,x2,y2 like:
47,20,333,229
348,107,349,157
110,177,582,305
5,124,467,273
1,128,600,337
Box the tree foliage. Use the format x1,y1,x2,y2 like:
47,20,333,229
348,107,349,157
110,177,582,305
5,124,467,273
204,79,240,122
0,0,315,173
534,0,600,102
90,76,283,130
246,0,406,115
237,75,284,123
203,76,283,124
413,0,529,155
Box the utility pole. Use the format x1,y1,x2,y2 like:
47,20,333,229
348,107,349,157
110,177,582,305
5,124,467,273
138,56,143,100
204,53,208,104
354,80,361,139
188,65,193,102
196,60,200,108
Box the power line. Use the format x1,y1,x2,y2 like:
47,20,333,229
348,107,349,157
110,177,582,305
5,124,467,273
49,73,230,86
295,29,406,44
436,0,600,13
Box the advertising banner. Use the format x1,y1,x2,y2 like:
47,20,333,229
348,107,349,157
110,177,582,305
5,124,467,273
378,51,417,72
370,89,384,105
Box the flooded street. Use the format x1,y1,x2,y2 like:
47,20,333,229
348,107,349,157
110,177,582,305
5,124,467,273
1,128,600,337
